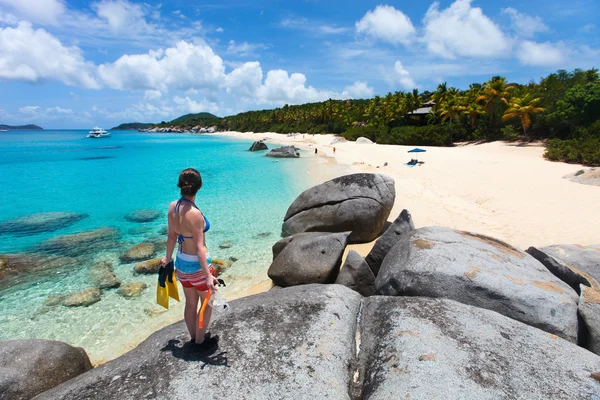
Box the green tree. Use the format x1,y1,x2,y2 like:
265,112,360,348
502,94,545,135
477,76,514,128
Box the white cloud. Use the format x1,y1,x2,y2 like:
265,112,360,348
581,24,596,33
0,0,65,25
342,81,373,98
225,61,263,97
46,106,72,114
97,40,225,93
92,0,150,35
423,0,511,58
19,106,41,115
173,96,220,114
0,22,99,88
282,17,348,35
144,90,162,100
356,5,415,45
394,61,416,89
256,70,334,105
18,105,72,119
216,27,224,33
517,41,565,67
502,8,548,38
226,40,267,56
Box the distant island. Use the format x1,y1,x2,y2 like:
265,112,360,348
111,122,154,130
0,124,43,130
112,113,220,131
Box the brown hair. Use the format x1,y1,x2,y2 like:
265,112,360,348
177,168,202,196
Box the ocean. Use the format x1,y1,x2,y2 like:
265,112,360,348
0,130,315,362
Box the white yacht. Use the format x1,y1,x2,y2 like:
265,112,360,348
87,127,111,138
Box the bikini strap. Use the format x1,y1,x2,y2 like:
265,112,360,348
174,197,199,214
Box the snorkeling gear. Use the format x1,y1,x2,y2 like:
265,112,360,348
198,279,227,328
157,260,180,309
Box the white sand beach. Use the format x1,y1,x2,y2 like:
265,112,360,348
216,131,600,250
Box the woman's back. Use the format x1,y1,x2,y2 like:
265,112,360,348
169,199,206,256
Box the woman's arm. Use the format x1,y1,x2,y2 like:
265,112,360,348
163,204,178,265
191,212,218,292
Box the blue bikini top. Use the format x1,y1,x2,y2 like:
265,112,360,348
174,197,210,245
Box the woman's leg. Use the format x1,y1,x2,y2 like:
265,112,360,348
183,286,200,341
195,290,213,344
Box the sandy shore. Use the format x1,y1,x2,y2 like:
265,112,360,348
216,131,600,249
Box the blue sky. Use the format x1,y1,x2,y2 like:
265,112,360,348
0,0,598,128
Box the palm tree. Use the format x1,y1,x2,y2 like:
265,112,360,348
407,89,421,112
440,92,463,128
502,94,545,135
477,76,514,128
432,82,448,111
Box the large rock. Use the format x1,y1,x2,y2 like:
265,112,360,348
0,339,93,400
265,146,300,158
375,227,579,342
365,209,414,276
354,296,600,400
334,250,375,296
0,253,79,290
120,242,156,262
248,141,268,151
526,246,595,293
133,258,162,274
268,232,350,287
271,232,323,261
35,228,120,257
61,288,102,307
124,209,161,223
534,244,600,287
0,212,88,237
282,173,395,244
118,282,147,298
90,261,120,289
579,285,600,356
34,285,362,400
356,137,373,144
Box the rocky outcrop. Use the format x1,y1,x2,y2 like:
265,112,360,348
375,227,579,342
0,253,79,290
34,285,362,400
90,261,120,289
365,209,414,275
534,244,600,288
133,258,162,274
124,209,161,223
248,141,268,151
526,246,595,293
265,146,300,158
268,232,350,287
34,228,120,257
0,339,93,400
0,212,88,237
62,288,102,307
356,137,373,144
334,250,375,296
355,296,600,399
118,282,147,298
282,173,395,244
579,285,600,356
120,243,156,262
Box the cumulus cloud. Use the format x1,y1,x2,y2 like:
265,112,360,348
342,81,374,98
256,70,334,105
92,0,151,35
18,105,73,119
0,22,99,88
225,61,263,97
356,5,415,45
423,0,511,58
173,96,220,114
502,8,548,38
394,62,416,89
517,41,565,67
144,90,162,100
0,0,65,25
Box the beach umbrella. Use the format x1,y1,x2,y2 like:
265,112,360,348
407,148,426,153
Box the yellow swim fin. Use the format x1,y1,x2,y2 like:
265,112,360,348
166,272,180,302
157,281,169,309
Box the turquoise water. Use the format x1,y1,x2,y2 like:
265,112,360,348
0,130,315,362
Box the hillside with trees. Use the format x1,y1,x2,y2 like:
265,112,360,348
218,69,600,166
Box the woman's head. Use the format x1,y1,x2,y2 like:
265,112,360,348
178,168,202,197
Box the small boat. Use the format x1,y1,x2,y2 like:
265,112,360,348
87,127,111,138
0,129,7,132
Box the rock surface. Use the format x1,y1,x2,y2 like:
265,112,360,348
536,244,600,287
218,240,232,249
120,242,156,262
0,339,93,400
62,288,102,307
355,296,600,400
0,212,88,237
0,253,79,290
268,232,350,287
248,141,268,151
90,261,120,289
34,285,362,400
526,246,595,292
271,232,323,261
34,228,120,257
376,227,579,342
356,137,373,144
118,282,147,298
265,145,300,158
133,258,162,274
124,209,161,223
334,250,375,296
579,285,600,356
365,209,414,276
564,167,600,187
282,173,395,244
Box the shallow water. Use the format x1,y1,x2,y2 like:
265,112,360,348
0,130,315,362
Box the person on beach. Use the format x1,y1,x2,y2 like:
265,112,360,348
163,168,219,345
315,148,318,155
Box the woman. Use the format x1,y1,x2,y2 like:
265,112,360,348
162,168,218,345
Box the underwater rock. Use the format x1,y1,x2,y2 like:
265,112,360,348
219,240,233,249
120,243,156,262
0,253,79,290
61,288,102,307
34,228,120,257
124,209,161,223
0,212,88,237
134,258,162,274
118,282,148,298
254,232,272,239
90,261,120,289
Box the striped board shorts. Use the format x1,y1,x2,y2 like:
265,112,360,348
175,252,215,292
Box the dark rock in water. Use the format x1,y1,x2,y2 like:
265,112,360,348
282,173,395,244
218,240,232,249
248,141,268,151
0,212,88,237
335,250,376,296
34,285,362,400
268,232,350,287
134,258,162,274
526,246,594,293
375,227,579,342
124,209,161,223
43,294,67,307
90,261,120,289
254,232,272,239
0,253,79,290
61,288,102,307
579,285,600,356
228,256,238,262
120,242,156,262
365,209,414,276
118,282,147,298
34,228,120,257
355,296,600,400
265,145,300,158
534,244,600,288
0,339,93,400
